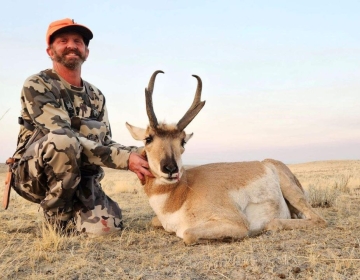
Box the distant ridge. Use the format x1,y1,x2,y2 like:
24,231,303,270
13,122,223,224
1,160,358,173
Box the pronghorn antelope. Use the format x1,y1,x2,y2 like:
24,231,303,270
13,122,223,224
126,70,327,245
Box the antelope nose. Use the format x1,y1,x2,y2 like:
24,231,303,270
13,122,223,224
162,165,179,176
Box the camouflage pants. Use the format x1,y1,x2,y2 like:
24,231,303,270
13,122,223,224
12,128,123,235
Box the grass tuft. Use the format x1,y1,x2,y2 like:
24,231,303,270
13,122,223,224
306,184,340,208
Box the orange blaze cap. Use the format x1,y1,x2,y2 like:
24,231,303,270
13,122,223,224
46,18,93,46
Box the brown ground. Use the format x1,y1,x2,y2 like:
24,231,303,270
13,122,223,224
0,160,359,279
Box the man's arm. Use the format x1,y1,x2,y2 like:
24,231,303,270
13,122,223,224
21,75,131,169
21,74,152,177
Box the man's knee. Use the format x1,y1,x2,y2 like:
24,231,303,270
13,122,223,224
46,128,81,154
23,128,81,166
41,129,82,174
13,128,82,204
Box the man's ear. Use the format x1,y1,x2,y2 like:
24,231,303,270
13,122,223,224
85,47,89,61
46,47,54,60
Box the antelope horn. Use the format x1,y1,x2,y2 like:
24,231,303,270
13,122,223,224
177,75,206,131
145,70,164,128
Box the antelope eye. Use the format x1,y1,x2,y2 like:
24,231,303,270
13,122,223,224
144,136,153,145
181,139,187,148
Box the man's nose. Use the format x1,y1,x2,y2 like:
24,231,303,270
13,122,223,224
66,40,78,49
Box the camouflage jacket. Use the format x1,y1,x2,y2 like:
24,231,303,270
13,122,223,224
14,68,137,169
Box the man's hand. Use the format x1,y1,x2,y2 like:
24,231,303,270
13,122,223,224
128,153,154,182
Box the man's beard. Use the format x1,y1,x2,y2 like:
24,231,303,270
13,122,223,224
52,47,86,70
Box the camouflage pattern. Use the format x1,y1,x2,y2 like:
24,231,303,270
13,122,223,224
12,68,138,235
74,167,123,234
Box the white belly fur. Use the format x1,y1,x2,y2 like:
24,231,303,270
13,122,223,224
149,168,291,237
229,168,291,232
148,193,186,238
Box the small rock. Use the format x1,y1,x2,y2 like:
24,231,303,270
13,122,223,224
292,267,301,274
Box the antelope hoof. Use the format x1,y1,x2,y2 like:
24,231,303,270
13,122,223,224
183,230,199,246
265,219,283,231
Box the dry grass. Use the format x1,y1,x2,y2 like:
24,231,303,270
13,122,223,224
1,160,360,279
289,160,360,190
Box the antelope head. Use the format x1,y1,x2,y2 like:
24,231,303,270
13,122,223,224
126,70,205,184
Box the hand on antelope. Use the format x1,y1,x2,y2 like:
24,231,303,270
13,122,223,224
128,152,154,182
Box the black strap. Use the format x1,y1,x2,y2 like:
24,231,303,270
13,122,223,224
83,81,103,120
18,117,35,131
60,89,76,118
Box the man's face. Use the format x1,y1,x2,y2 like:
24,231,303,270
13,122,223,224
48,32,89,70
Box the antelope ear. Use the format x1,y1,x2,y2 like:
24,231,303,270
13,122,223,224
185,133,193,143
126,122,146,141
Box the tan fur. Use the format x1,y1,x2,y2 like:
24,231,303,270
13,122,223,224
126,72,326,245
144,174,190,213
127,123,327,245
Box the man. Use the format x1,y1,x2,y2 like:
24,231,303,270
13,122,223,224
10,18,152,235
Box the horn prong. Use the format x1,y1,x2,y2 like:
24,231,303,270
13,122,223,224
177,74,205,131
145,70,164,128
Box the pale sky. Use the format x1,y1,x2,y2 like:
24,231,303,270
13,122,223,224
1,0,359,165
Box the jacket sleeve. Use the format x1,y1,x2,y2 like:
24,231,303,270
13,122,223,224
21,74,138,170
71,103,139,170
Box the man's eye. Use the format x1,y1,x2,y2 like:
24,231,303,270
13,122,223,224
144,136,153,145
